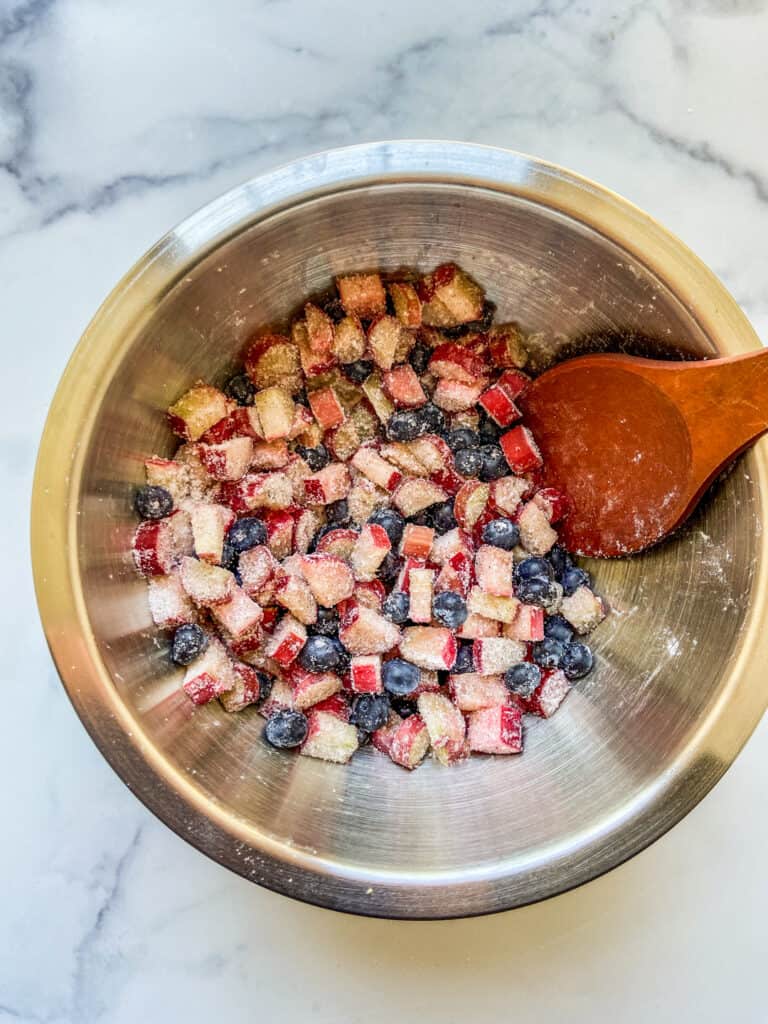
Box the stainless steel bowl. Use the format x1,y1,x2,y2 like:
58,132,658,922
32,141,768,918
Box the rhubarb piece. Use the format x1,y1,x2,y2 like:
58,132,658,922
380,442,430,476
466,586,520,624
392,478,447,517
253,387,295,442
388,281,422,328
354,579,386,611
388,714,430,769
265,614,307,667
500,425,543,474
434,551,474,598
190,502,234,564
408,568,435,624
250,440,290,471
293,508,323,555
308,386,346,431
490,476,531,516
487,323,528,369
532,487,570,524
144,457,190,503
239,545,279,599
428,342,486,384
382,365,427,408
347,476,390,524
210,585,263,638
332,315,367,364
350,523,392,581
262,509,295,560
302,463,351,505
458,612,502,639
517,501,558,556
497,369,531,400
300,554,356,606
473,637,527,675
417,691,468,765
504,604,545,642
288,665,342,710
132,510,194,576
259,679,296,718
467,704,523,754
418,264,485,328
245,333,303,393
524,668,571,718
433,378,484,412
368,316,411,371
301,710,359,763
349,654,383,693
312,693,350,720
275,573,318,625
167,384,234,441
315,528,360,560
197,436,254,481
361,370,396,422
336,273,387,319
294,319,336,377
147,573,197,628
219,662,268,713
400,524,435,559
304,302,335,353
474,544,515,597
351,448,402,492
478,384,522,428
339,605,401,656
431,527,475,566
219,472,294,513
448,672,509,711
560,586,606,634
399,626,457,671
179,556,235,606
453,481,490,532
182,637,236,705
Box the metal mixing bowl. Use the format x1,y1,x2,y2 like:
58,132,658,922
32,142,768,918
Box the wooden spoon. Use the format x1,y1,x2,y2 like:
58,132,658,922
517,350,768,557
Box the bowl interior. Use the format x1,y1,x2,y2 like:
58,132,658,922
69,179,763,916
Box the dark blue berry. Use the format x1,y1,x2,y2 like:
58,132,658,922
255,671,273,704
453,642,475,674
481,518,520,550
296,444,330,472
431,501,457,534
377,551,402,586
264,709,308,748
385,409,423,442
391,697,417,718
417,403,446,435
309,606,340,638
134,485,173,519
322,296,346,322
349,693,391,732
432,591,468,629
561,642,594,680
223,372,255,406
382,590,410,624
547,544,573,579
514,576,559,607
220,540,238,571
298,635,342,673
369,508,405,546
562,566,592,596
329,637,350,673
478,412,502,442
544,614,574,644
227,516,267,553
514,557,555,584
409,342,431,376
294,388,310,408
382,658,420,696
408,510,433,527
454,447,484,477
445,428,480,453
532,637,566,669
343,359,374,384
171,624,208,666
504,662,541,698
326,499,350,525
478,443,508,482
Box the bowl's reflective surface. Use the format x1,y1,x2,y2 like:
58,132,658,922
33,143,768,917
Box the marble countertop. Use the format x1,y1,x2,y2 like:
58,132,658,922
3,0,768,1020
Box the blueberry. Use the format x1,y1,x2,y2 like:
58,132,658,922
377,551,402,586
134,485,173,520
382,590,410,624
544,614,574,644
356,728,371,746
431,501,457,534
390,697,417,718
329,637,350,673
445,428,480,453
294,389,310,408
342,359,374,384
514,557,555,584
453,641,475,674
322,296,346,322
481,517,520,550
547,544,573,580
432,591,468,629
561,642,594,680
220,540,238,571
478,443,508,482
171,624,208,666
386,409,424,442
532,637,566,670
255,671,273,704
309,606,340,638
223,372,255,406
409,342,431,376
417,403,446,435
562,566,592,596
296,444,330,472
515,576,560,607
504,662,541,698
369,508,405,546
227,516,267,553
478,412,502,443
264,709,308,748
326,499,350,526
382,658,420,696
454,447,484,478
298,635,342,673
349,693,391,732
408,511,433,528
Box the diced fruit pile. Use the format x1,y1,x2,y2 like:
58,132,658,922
132,264,606,769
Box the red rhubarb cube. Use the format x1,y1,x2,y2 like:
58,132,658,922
500,426,543,474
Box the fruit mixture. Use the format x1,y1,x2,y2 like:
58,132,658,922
132,264,606,768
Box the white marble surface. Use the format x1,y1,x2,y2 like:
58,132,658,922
3,0,768,1020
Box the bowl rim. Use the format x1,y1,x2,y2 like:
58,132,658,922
31,140,768,918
